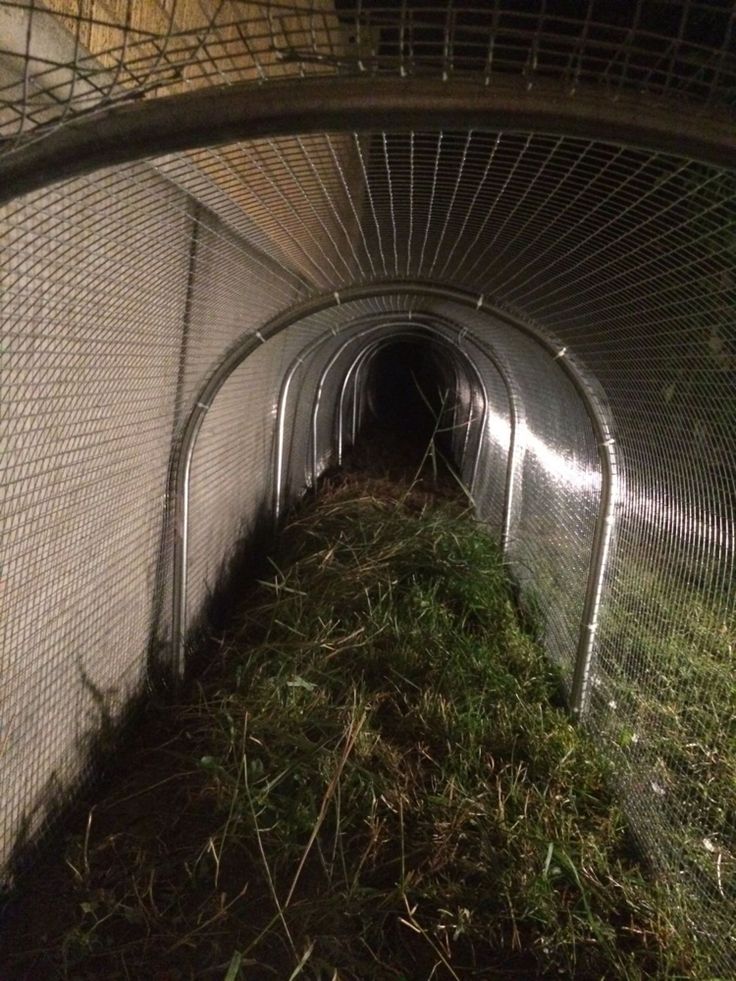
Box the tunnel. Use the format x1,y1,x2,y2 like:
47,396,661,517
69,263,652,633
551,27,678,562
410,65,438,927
0,1,735,973
361,340,449,456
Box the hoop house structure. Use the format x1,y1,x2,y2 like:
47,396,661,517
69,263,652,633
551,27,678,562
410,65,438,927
1,0,735,970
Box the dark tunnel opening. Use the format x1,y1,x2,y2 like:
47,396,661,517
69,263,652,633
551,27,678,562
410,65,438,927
355,338,462,480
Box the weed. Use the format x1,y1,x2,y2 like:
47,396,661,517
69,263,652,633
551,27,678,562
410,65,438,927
1,476,706,979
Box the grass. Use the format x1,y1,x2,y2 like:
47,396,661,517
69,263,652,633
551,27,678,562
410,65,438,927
0,471,713,979
594,558,735,956
603,561,735,813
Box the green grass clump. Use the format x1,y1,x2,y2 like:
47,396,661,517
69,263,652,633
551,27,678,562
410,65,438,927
4,478,699,979
594,558,736,956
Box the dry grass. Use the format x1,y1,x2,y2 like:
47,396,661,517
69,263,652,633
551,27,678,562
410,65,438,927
1,475,709,979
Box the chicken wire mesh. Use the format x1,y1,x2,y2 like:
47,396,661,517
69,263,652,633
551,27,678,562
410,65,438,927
1,0,735,973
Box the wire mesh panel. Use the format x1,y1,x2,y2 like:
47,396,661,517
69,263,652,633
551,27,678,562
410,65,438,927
267,307,489,503
156,136,365,292
1,0,736,970
241,297,414,505
394,298,603,682
0,165,191,871
312,328,459,481
587,349,736,955
509,349,601,669
187,315,352,628
0,0,352,146
457,340,516,536
339,324,513,532
170,204,303,417
186,337,284,626
593,499,736,958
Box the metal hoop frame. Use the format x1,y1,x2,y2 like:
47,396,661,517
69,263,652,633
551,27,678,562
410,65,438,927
335,320,500,506
170,281,616,717
308,324,487,495
336,334,464,468
315,328,481,478
341,336,478,488
342,312,524,552
272,315,489,521
2,75,735,205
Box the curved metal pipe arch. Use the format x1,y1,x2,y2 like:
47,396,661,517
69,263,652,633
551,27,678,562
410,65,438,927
272,315,492,521
347,335,459,449
271,309,520,538
308,324,487,498
455,324,525,556
308,323,486,494
335,324,492,502
339,334,477,488
2,75,735,206
347,332,467,460
340,312,523,548
170,281,617,719
269,314,460,522
340,340,383,457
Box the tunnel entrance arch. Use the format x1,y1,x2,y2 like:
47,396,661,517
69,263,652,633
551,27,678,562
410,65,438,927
172,283,616,719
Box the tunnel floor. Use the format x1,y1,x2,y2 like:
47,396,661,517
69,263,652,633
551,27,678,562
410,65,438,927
337,421,462,500
0,428,698,980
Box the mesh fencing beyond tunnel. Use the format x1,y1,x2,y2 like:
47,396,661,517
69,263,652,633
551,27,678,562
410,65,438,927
0,1,735,972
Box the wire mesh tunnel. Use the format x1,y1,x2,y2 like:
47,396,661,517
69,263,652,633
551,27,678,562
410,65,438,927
1,1,735,971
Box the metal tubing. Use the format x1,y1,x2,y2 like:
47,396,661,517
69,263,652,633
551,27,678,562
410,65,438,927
171,281,615,718
346,312,517,516
342,327,490,500
273,317,486,505
3,74,736,206
346,313,516,517
329,311,608,716
455,328,522,552
352,353,364,445
309,323,480,492
344,341,391,449
337,344,372,463
271,313,440,522
311,338,358,485
272,360,302,523
500,383,523,556
332,331,458,473
171,297,339,677
459,370,474,471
